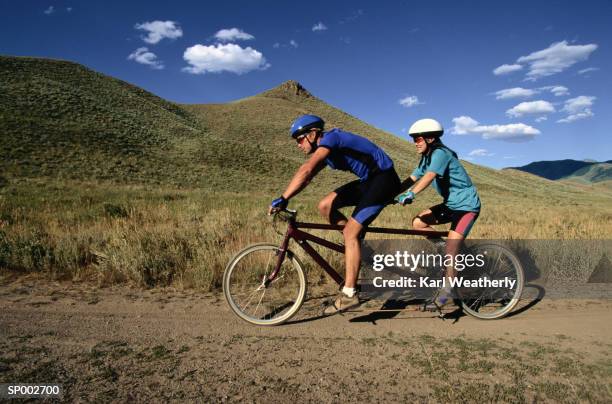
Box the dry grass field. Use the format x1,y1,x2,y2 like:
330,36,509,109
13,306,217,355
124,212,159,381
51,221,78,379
1,177,611,290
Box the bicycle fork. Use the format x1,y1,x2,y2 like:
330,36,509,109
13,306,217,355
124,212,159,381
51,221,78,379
264,230,292,287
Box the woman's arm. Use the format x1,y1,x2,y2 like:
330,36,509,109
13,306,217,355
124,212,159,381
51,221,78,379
410,171,437,195
399,175,417,193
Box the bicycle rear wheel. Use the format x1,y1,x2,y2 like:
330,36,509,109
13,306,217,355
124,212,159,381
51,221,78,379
223,243,307,326
458,243,524,320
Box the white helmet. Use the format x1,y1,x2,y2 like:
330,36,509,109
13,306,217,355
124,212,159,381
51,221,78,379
408,118,444,138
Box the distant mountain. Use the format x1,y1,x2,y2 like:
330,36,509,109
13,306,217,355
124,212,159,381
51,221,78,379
563,163,612,184
507,159,612,183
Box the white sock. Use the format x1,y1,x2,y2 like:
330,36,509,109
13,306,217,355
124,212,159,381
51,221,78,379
342,286,356,298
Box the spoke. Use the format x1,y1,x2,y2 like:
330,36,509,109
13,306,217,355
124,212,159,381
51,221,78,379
239,250,275,313
493,249,502,271
240,287,262,312
471,289,488,311
263,251,273,280
254,287,266,319
490,257,514,278
485,284,497,306
268,272,287,287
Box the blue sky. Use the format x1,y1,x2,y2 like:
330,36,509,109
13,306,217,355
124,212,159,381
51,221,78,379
2,0,611,169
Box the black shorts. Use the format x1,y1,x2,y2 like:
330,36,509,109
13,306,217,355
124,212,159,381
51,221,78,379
429,204,479,237
332,168,401,227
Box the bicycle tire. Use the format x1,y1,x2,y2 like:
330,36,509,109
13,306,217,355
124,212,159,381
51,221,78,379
458,243,524,320
223,243,307,326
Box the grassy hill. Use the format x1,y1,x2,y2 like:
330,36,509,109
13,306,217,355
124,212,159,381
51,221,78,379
0,56,210,185
1,55,605,200
1,55,611,287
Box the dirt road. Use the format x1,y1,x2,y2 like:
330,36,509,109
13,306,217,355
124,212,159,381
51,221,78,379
1,276,611,402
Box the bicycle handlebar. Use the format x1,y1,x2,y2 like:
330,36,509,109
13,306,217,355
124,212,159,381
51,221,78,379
269,208,295,235
274,208,297,220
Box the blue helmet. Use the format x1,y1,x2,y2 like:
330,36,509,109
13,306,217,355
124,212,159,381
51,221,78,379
290,114,324,138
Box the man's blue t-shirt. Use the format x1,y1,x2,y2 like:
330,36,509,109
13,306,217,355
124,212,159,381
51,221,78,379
411,146,481,212
318,129,394,181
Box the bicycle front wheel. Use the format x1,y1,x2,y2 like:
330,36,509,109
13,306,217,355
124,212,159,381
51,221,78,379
458,243,524,320
223,243,307,326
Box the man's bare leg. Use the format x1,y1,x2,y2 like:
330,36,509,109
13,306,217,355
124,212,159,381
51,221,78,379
342,218,363,289
318,192,347,226
319,192,363,288
322,217,363,314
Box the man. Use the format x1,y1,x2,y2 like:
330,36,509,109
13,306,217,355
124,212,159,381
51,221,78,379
269,114,401,314
396,118,481,307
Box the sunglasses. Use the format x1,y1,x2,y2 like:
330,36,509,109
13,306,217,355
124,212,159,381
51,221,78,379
412,136,425,144
295,134,307,143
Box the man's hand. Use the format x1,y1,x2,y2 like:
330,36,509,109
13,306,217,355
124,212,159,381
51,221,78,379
395,191,415,206
268,196,288,215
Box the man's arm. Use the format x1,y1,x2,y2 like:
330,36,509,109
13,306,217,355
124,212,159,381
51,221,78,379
281,147,330,199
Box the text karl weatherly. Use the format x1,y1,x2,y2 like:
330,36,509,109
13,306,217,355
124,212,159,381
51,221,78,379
372,276,517,289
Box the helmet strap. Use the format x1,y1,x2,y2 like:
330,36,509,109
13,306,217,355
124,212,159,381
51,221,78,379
307,130,321,154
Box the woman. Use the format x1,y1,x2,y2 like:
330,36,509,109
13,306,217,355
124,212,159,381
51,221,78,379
396,118,481,307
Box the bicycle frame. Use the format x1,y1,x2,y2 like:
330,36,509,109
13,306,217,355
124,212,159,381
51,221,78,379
267,216,449,287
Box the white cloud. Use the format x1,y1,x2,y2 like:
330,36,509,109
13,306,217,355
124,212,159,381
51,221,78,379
44,6,54,15
535,116,548,122
562,96,595,114
451,116,540,142
135,20,183,44
398,96,422,108
506,100,555,118
557,111,593,123
517,41,598,81
557,96,596,123
495,87,537,100
549,85,569,96
289,40,298,48
66,7,72,12
578,67,599,75
536,85,570,96
183,43,270,75
272,42,280,49
493,64,523,75
312,22,327,32
127,47,164,70
451,116,479,134
479,124,541,141
495,85,569,100
214,28,254,42
469,149,494,157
